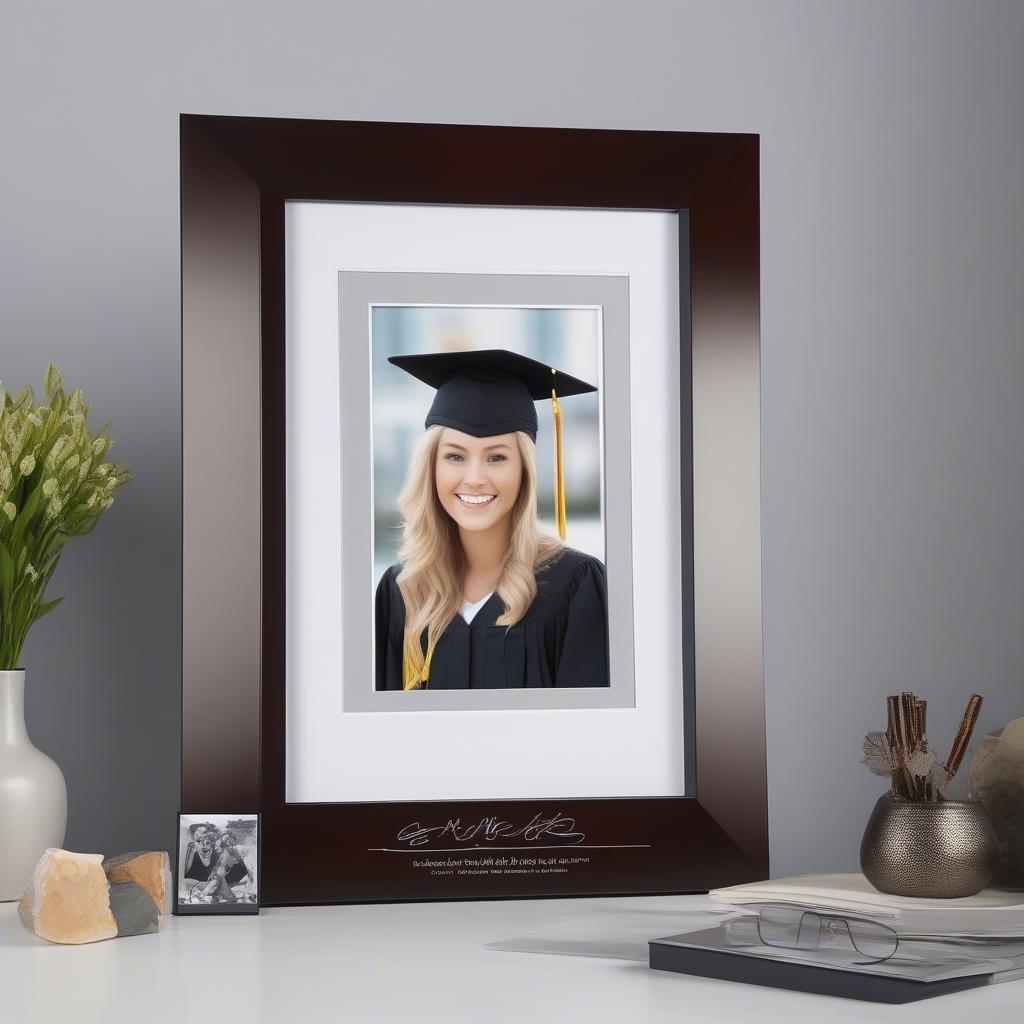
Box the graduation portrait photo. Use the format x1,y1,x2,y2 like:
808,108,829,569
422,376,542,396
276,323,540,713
372,319,609,692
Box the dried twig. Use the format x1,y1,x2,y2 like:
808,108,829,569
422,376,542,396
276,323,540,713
902,692,919,748
915,699,927,748
886,696,899,748
941,693,983,793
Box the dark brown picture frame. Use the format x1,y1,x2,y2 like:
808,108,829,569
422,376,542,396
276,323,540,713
181,115,765,905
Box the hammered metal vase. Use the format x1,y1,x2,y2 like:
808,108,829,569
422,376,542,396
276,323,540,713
860,795,999,898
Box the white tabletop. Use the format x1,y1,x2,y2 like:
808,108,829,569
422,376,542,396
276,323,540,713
1,895,1021,1022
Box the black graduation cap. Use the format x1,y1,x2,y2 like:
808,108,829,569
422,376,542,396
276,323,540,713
388,349,598,540
387,349,596,442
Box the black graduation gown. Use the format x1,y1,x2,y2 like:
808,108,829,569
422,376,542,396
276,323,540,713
374,547,609,689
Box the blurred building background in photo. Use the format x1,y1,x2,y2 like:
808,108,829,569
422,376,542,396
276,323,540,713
371,305,604,583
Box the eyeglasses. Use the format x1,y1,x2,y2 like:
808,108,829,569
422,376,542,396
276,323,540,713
724,904,901,965
752,904,900,964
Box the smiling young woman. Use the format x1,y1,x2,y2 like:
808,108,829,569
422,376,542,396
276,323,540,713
373,350,610,691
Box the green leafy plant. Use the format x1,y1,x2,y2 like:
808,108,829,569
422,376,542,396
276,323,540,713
0,365,131,669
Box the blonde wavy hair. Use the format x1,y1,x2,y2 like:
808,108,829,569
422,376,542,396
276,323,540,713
396,425,563,689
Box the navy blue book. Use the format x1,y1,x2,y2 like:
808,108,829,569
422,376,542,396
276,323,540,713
649,928,992,1004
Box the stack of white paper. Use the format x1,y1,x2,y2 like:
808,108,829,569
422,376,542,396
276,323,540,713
709,873,1024,938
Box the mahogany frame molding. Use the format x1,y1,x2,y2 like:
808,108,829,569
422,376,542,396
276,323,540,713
181,115,765,905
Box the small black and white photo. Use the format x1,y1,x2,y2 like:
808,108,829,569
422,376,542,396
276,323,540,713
176,813,259,914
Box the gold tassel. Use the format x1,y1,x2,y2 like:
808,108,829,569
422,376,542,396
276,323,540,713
403,637,435,690
552,369,566,541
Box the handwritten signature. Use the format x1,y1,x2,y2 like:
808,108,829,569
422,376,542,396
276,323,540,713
395,812,585,848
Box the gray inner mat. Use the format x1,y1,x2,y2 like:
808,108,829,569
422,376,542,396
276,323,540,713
338,270,639,714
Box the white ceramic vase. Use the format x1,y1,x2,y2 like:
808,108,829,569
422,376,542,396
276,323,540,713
0,669,67,901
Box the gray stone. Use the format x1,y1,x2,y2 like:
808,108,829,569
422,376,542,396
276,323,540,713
108,881,160,936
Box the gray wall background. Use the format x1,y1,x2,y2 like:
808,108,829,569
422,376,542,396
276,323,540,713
2,0,1021,877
